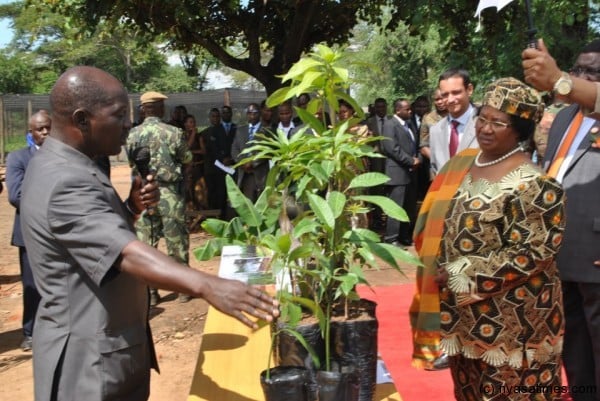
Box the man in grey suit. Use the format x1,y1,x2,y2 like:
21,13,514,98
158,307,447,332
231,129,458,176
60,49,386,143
367,97,391,230
542,40,600,401
19,66,279,401
426,68,479,175
382,98,421,246
231,102,270,203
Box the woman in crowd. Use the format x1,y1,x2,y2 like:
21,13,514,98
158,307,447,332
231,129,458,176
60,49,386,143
411,78,566,401
183,114,205,209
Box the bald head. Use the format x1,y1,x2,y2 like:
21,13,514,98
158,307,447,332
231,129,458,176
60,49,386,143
51,66,126,120
49,66,130,158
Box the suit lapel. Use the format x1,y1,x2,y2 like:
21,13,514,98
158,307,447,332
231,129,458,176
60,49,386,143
459,113,478,150
544,104,579,169
563,118,600,177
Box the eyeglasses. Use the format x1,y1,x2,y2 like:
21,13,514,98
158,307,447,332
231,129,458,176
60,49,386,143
475,115,511,131
569,66,600,77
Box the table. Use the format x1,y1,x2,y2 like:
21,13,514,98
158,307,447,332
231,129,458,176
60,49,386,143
187,306,402,401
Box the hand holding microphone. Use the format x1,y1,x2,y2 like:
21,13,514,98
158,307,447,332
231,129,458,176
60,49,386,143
129,146,159,216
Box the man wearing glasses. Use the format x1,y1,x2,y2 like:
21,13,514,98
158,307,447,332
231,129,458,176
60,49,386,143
540,39,600,400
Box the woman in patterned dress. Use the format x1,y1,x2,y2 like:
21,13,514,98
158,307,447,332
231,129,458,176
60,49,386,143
433,78,566,401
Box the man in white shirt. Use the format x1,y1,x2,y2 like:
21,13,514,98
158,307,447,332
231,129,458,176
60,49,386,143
428,68,479,174
276,101,295,138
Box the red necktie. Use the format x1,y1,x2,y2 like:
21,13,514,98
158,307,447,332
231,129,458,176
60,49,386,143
449,120,459,157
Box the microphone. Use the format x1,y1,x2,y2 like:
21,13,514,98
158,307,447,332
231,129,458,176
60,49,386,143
131,146,155,215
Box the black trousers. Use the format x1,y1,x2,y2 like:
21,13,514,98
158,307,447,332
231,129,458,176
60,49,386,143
19,246,40,337
384,177,418,244
562,280,600,401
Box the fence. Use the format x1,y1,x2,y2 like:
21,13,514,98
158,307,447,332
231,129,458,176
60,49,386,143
0,88,267,164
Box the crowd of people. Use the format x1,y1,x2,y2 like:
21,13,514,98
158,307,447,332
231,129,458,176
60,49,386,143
3,36,600,401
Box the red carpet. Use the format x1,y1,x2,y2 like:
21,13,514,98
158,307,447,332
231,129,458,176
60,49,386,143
357,284,574,401
357,284,453,401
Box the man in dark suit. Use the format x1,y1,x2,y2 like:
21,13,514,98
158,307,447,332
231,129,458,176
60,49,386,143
542,40,600,401
231,103,270,203
6,110,50,351
382,99,421,247
203,107,236,219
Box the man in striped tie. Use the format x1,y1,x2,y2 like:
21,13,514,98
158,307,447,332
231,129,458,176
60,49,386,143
231,103,270,202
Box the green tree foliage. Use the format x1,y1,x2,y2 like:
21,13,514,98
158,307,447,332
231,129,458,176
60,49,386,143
392,0,596,96
143,65,197,93
27,0,397,94
0,50,34,93
349,18,448,106
0,1,202,93
350,1,598,105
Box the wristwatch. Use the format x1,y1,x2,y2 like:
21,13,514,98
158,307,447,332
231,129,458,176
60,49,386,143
553,72,573,96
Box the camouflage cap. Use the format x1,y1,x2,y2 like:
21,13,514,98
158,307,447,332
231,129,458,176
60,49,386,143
482,77,544,122
140,91,168,105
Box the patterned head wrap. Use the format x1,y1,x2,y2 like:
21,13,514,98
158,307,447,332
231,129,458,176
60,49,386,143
482,77,544,122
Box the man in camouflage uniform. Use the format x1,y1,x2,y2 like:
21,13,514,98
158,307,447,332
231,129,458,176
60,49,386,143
127,91,193,305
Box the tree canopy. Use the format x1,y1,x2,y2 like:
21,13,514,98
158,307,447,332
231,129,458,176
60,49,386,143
28,0,397,94
2,0,599,99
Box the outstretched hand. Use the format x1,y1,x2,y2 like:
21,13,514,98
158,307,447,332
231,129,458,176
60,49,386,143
203,275,280,329
522,38,562,92
129,174,160,213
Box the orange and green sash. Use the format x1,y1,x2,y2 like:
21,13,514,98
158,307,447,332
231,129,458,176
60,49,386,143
409,149,477,369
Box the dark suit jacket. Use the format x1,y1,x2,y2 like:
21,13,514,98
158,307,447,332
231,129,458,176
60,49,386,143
382,117,420,186
231,124,270,191
6,145,37,247
203,123,236,176
543,104,600,283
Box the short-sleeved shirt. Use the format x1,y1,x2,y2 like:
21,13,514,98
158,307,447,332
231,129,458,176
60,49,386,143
20,136,156,401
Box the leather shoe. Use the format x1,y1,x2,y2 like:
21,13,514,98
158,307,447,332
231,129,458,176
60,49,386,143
20,336,33,352
150,290,160,307
425,353,449,371
178,294,192,303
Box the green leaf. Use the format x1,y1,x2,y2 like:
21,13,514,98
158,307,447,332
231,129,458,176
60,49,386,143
266,86,291,107
307,193,335,230
280,58,322,83
343,228,382,243
201,218,228,236
352,195,409,222
364,242,422,272
332,66,349,83
193,238,225,260
225,175,263,227
276,234,292,254
293,218,319,237
315,44,335,62
327,191,346,218
295,107,325,134
347,172,390,190
295,70,322,94
289,244,314,260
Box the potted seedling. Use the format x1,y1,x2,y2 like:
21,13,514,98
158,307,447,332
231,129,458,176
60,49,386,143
195,44,421,401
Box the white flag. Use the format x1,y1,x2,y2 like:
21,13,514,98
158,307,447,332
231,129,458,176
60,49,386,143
474,0,516,31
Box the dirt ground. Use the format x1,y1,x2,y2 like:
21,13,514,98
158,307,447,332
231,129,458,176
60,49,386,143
0,162,414,401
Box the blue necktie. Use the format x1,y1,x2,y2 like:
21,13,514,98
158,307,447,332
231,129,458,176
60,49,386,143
248,125,255,141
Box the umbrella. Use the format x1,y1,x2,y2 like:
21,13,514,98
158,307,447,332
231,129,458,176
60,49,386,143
474,0,516,18
474,0,537,47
